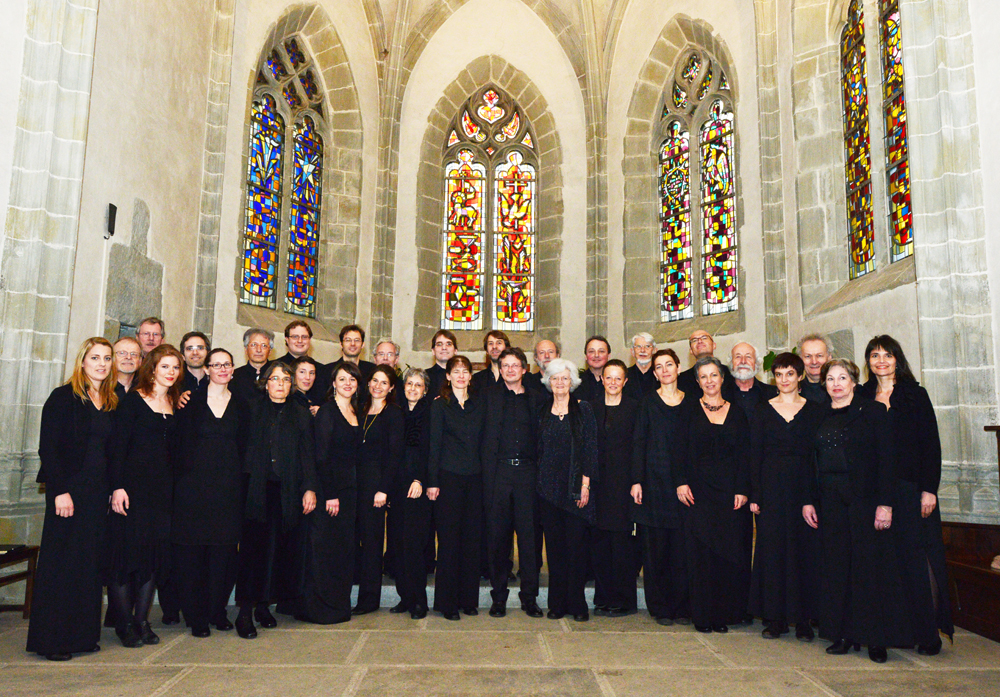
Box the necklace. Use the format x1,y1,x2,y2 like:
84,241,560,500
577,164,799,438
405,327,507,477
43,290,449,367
363,408,382,443
701,400,725,412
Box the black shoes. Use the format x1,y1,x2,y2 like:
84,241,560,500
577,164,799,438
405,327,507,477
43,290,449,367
868,646,888,663
115,623,143,648
212,616,234,631
762,621,788,639
462,607,478,616
826,639,861,655
442,611,461,621
138,622,160,645
191,626,211,638
674,617,692,626
161,613,180,626
235,613,257,639
795,623,815,642
351,606,378,616
390,602,409,614
255,605,278,627
522,601,543,618
572,612,589,622
713,624,728,634
547,610,565,620
695,625,713,633
45,652,72,661
654,616,674,626
918,639,942,656
410,604,428,620
489,602,506,617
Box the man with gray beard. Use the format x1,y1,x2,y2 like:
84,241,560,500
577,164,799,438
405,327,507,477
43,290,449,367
624,332,658,400
725,342,777,421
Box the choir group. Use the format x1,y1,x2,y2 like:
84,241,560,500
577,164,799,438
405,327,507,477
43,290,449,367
24,317,952,665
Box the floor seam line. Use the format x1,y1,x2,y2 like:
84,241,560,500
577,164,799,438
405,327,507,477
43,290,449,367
693,633,738,668
891,648,930,668
537,632,555,665
592,667,618,697
344,630,369,665
340,666,368,697
140,631,187,665
795,668,847,697
147,665,194,697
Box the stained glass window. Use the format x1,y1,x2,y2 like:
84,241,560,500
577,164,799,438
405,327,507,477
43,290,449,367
879,0,913,262
658,49,738,323
240,35,327,318
841,0,875,279
441,86,538,331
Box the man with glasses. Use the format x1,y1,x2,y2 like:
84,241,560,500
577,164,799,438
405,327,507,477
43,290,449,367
373,339,402,373
180,331,212,393
677,329,733,399
278,320,314,366
136,317,165,357
113,337,142,393
624,332,658,400
231,328,274,401
326,324,375,404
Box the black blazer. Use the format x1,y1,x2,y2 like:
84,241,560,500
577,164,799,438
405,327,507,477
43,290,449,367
590,396,639,531
858,378,941,494
480,383,545,502
37,384,115,496
807,398,896,507
244,398,318,530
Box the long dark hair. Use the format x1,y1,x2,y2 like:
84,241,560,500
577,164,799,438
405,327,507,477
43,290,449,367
327,361,362,415
361,364,398,414
864,334,916,383
440,355,474,402
133,343,184,408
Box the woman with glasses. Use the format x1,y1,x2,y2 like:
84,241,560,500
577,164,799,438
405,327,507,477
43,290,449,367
171,349,250,638
235,362,317,638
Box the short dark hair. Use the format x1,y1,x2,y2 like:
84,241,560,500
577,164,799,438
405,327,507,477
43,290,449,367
327,361,362,414
771,352,805,377
864,335,916,383
291,355,321,372
603,359,628,375
440,355,474,401
138,317,165,336
206,347,233,365
652,348,681,370
820,358,860,385
340,324,366,343
498,346,529,371
284,320,313,339
181,331,210,352
585,335,611,353
361,365,398,414
432,329,458,350
483,330,511,352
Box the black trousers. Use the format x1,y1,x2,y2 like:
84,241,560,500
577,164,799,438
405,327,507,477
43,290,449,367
592,527,637,611
236,482,307,606
388,489,431,610
173,543,236,631
156,551,181,620
433,470,482,614
355,470,386,611
539,497,590,615
488,465,540,605
639,524,688,619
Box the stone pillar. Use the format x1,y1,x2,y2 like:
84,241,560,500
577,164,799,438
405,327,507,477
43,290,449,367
0,0,100,541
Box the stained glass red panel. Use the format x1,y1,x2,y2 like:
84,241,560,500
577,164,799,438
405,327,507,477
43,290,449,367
700,101,737,315
241,96,284,309
881,0,913,261
659,122,693,321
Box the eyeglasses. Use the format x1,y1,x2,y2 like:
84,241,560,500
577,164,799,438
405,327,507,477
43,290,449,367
116,351,140,359
689,336,711,345
288,334,310,341
248,342,269,350
184,345,207,352
138,331,162,339
268,376,293,384
207,362,234,369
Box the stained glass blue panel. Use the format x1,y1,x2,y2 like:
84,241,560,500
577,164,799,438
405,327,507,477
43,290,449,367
285,117,322,316
241,96,284,309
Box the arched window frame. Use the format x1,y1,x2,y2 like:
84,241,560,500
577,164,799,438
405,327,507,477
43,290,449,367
440,86,539,332
239,36,327,318
658,49,738,324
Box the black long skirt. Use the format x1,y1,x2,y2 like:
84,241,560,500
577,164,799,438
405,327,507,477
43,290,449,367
236,481,307,606
299,489,356,624
686,502,751,627
26,475,107,655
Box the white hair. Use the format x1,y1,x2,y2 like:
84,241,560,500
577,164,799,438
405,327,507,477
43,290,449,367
729,342,761,373
632,332,656,349
541,357,583,392
797,333,833,355
375,338,400,355
243,327,274,349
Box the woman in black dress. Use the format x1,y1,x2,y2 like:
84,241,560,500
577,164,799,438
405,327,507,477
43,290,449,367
427,355,485,620
537,358,598,622
352,365,404,614
389,368,432,619
27,338,118,661
590,360,638,616
860,335,953,654
108,344,184,648
172,348,249,637
803,359,911,663
748,352,823,641
291,356,323,415
299,362,362,624
677,356,751,633
631,348,692,626
235,362,317,638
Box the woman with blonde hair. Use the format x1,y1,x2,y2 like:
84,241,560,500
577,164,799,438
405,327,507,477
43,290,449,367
27,338,118,661
107,343,184,648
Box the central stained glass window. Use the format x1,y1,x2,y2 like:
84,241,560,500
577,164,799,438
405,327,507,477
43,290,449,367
658,49,738,323
441,87,537,332
240,36,326,318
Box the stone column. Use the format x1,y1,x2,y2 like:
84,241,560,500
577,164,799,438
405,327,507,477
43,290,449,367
0,0,100,541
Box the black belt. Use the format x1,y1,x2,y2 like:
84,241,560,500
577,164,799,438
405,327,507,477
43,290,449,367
500,458,534,467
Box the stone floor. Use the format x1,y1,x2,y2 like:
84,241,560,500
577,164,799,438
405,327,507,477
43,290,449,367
2,608,999,696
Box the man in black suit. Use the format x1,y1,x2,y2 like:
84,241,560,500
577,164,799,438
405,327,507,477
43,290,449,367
798,333,833,404
180,331,211,394
471,330,509,395
623,332,658,400
575,336,611,402
230,328,274,402
326,324,377,402
725,342,778,420
481,347,544,618
427,329,457,397
677,329,732,398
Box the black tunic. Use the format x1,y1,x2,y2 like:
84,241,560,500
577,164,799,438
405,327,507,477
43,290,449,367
630,393,692,529
230,360,271,402
470,366,502,396
680,403,751,626
536,401,598,524
172,391,249,546
27,389,113,655
725,378,778,422
623,364,658,400
428,395,485,485
574,370,603,403
108,390,177,583
799,379,830,405
591,397,639,532
748,400,824,623
359,403,405,496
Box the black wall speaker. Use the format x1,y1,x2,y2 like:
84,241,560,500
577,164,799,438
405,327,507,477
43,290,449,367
106,203,117,239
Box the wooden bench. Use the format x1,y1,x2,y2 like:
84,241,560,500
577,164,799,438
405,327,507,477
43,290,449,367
0,545,39,619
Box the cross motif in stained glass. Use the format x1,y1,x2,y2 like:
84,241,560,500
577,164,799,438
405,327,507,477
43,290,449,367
284,38,305,68
493,152,536,328
477,89,505,123
842,0,875,278
266,50,288,81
